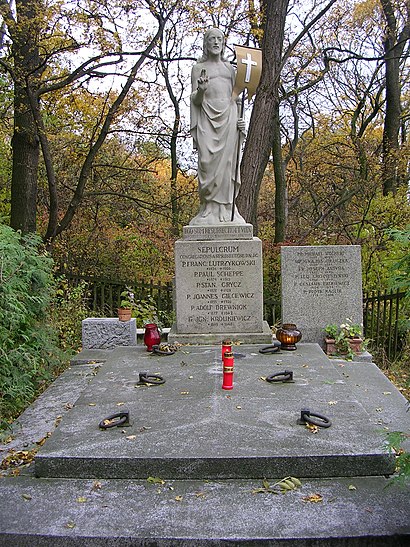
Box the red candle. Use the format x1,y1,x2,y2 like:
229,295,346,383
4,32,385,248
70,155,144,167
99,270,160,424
222,351,234,390
222,339,232,361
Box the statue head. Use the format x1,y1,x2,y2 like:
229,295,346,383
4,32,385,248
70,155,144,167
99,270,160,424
199,28,226,61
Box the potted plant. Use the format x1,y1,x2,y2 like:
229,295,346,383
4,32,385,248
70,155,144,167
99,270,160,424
118,287,135,322
324,319,365,360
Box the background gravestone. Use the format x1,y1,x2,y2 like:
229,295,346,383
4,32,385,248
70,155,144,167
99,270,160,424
281,245,363,345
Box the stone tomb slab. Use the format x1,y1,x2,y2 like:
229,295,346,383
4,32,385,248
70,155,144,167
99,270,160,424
281,245,363,345
174,238,264,334
34,344,395,480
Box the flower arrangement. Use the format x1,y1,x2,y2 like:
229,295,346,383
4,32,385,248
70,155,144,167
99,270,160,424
324,319,365,360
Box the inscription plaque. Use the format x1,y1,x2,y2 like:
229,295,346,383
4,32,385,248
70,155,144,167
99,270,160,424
183,224,253,241
281,245,363,345
174,238,264,334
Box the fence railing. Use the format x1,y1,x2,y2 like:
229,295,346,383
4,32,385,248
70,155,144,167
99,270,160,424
59,273,407,359
59,272,173,318
363,289,406,359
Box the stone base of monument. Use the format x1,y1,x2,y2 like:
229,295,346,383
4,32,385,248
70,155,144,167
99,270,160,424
169,224,272,345
167,321,272,344
1,343,409,544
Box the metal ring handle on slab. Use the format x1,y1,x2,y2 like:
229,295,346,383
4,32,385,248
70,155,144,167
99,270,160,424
259,342,281,354
99,411,129,429
298,408,331,428
266,370,293,383
152,345,177,356
136,372,165,386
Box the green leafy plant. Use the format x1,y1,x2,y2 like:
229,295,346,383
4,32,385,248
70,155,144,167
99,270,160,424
49,276,91,351
119,287,163,328
385,431,410,486
119,287,135,309
324,324,338,339
324,319,366,360
0,224,64,434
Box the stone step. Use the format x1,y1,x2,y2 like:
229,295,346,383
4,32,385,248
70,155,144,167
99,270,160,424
34,344,395,480
0,475,409,546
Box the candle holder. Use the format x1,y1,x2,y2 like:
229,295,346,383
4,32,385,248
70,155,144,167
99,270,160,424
276,323,302,351
143,323,161,352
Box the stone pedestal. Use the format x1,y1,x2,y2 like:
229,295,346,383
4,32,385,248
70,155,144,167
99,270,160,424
82,318,137,349
168,225,272,344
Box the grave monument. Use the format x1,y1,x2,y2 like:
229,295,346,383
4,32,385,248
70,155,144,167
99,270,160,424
281,245,364,346
168,29,271,344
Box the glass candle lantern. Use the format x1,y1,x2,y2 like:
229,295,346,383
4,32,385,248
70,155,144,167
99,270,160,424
276,323,302,351
144,323,161,352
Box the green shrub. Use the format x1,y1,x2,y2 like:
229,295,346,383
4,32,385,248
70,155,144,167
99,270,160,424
49,276,91,351
0,224,64,432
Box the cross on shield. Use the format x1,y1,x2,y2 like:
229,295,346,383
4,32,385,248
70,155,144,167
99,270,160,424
232,45,262,102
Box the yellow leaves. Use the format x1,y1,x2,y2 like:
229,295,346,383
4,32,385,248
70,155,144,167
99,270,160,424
36,433,51,446
0,449,37,471
174,495,183,502
76,496,87,503
352,0,380,29
147,476,165,485
302,493,323,503
305,423,319,434
252,476,302,495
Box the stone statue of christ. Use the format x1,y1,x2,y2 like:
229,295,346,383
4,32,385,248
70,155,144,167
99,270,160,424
189,28,246,225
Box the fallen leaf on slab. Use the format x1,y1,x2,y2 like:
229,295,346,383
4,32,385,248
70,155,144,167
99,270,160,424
147,476,165,485
302,493,323,503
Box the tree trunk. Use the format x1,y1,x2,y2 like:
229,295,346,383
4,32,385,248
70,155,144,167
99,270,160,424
237,0,289,233
380,0,410,195
9,0,41,234
272,103,286,242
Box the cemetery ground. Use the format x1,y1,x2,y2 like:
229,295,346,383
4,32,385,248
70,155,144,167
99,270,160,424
0,342,409,545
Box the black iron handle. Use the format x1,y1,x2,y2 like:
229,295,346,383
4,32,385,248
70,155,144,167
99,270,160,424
259,342,281,354
137,372,165,386
266,370,293,383
298,408,331,428
152,344,176,356
99,410,130,429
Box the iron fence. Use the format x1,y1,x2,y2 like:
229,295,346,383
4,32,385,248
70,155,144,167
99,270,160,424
58,273,407,359
58,272,173,317
363,290,407,359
